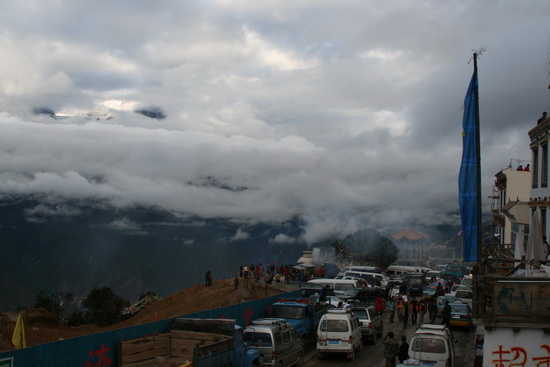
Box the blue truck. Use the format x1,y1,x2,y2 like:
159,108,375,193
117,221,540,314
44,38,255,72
443,264,467,282
269,298,331,342
119,318,262,367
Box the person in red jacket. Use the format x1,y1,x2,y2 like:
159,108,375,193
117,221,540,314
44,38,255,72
375,296,386,316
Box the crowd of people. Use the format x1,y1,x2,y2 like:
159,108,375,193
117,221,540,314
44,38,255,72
238,262,318,284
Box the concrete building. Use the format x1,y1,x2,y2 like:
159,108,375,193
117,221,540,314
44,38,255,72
493,167,531,246
528,111,550,239
474,111,550,367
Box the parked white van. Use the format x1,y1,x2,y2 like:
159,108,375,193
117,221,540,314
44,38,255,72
316,309,363,360
307,279,360,295
387,265,429,276
408,324,455,367
344,271,389,287
339,265,383,275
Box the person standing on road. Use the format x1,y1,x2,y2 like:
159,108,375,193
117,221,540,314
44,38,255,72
375,296,386,316
396,296,404,322
383,332,399,367
319,284,329,303
441,300,452,326
398,335,410,364
233,277,239,290
402,299,410,329
428,296,438,323
410,298,418,326
388,297,396,322
417,299,427,326
205,270,212,286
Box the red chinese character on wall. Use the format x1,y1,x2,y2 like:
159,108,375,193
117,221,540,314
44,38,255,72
86,344,112,367
509,347,527,367
242,308,254,327
532,345,550,367
492,345,512,366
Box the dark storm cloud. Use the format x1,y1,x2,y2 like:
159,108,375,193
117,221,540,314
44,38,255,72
1,0,549,242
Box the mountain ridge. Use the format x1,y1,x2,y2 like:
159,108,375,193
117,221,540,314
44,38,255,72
0,195,309,311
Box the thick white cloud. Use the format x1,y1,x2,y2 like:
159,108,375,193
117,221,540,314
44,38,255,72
0,0,549,242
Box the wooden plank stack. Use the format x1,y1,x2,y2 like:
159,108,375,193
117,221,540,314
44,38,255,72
119,330,233,367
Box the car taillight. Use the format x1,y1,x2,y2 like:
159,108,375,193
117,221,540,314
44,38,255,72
272,351,276,360
368,323,373,329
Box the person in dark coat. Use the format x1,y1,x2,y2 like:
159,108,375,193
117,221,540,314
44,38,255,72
428,296,438,323
402,300,410,329
398,335,410,363
383,332,399,367
441,300,452,326
410,298,418,325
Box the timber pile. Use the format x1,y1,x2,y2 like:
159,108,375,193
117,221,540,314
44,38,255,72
119,329,232,367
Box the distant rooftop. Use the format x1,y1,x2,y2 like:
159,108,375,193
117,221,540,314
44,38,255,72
391,227,431,241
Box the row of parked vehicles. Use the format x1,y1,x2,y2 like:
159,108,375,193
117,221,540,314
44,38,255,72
295,264,474,366
154,264,469,367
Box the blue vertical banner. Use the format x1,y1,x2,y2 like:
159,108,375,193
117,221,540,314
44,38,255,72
459,72,479,263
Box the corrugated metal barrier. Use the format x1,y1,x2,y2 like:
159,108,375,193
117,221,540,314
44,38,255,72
0,290,301,366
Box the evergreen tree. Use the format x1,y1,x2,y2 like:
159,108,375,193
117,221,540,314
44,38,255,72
82,287,129,326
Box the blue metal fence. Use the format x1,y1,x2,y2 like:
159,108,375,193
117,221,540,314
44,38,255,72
0,290,301,366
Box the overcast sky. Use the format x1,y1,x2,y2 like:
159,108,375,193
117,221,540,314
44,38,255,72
0,0,549,243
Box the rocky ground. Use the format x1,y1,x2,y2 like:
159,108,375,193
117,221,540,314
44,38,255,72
0,278,290,352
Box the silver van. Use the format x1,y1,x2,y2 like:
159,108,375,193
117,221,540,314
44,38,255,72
243,318,305,367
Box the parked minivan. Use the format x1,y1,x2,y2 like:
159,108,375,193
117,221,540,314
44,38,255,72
408,324,455,367
338,265,383,275
243,318,305,367
351,305,383,344
307,278,360,295
344,271,389,287
316,309,363,360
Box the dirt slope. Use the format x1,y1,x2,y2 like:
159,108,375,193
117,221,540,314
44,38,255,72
0,278,290,352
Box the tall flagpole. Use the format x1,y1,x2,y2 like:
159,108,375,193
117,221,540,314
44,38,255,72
472,52,483,319
473,53,483,267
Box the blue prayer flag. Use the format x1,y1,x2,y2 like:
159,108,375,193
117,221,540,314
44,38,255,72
459,72,479,263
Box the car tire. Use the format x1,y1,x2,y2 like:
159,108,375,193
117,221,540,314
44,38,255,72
378,324,384,338
371,330,378,344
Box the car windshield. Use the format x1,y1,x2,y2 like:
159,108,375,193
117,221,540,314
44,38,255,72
455,291,472,298
319,319,349,332
344,288,360,296
244,332,273,347
462,278,473,286
451,304,469,313
412,337,446,354
271,305,305,319
352,309,368,319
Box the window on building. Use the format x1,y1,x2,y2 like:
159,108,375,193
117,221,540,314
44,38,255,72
542,144,548,188
533,147,539,188
542,208,547,238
